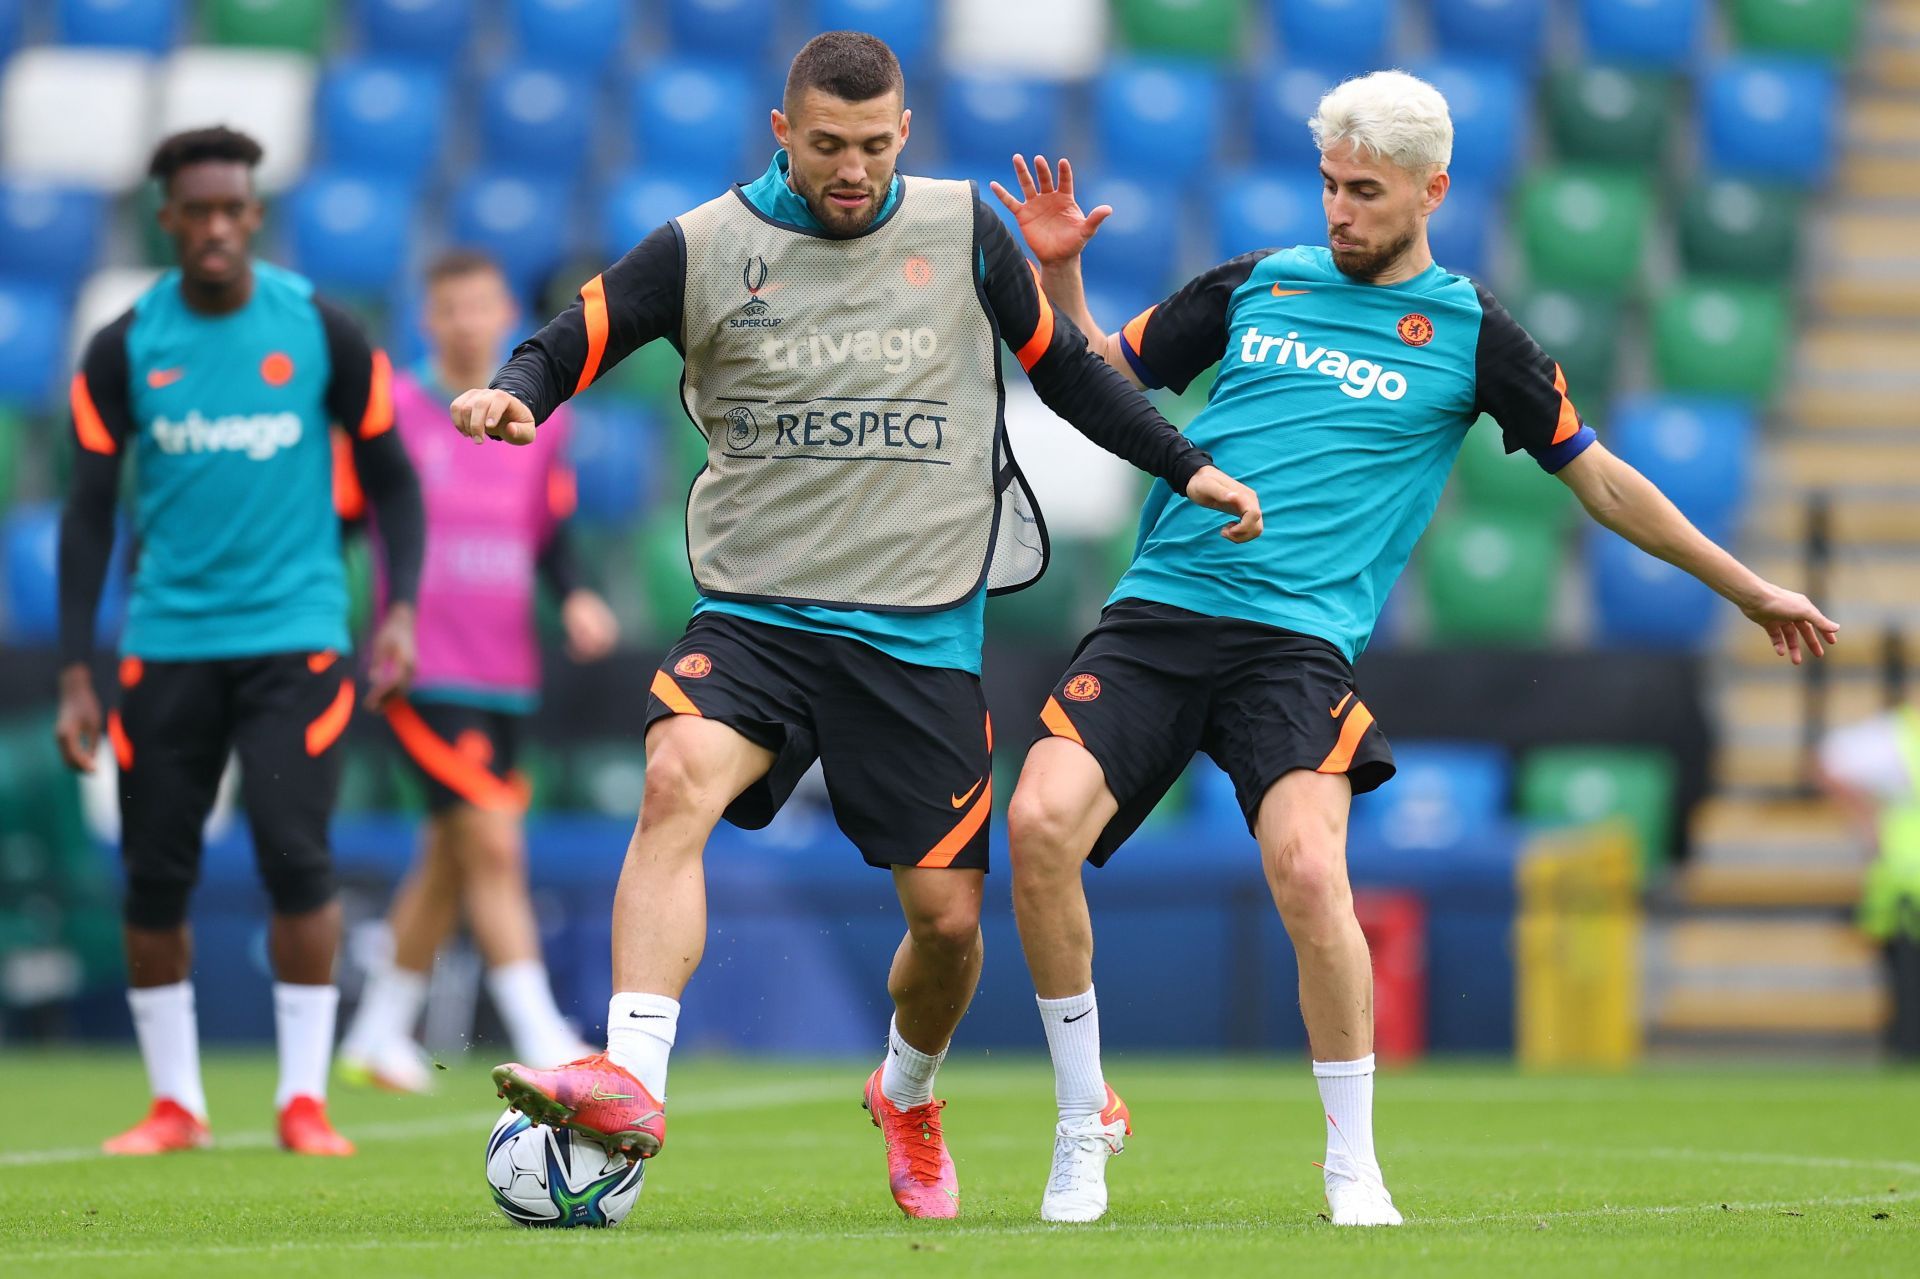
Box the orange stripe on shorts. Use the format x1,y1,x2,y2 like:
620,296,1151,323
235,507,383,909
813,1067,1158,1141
107,711,133,770
1040,696,1084,747
1316,702,1375,775
383,700,527,811
305,678,355,756
918,778,992,869
649,670,702,717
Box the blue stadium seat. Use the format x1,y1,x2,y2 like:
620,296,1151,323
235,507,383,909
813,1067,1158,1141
2,502,60,644
666,0,777,63
355,0,472,63
567,402,656,525
1407,60,1524,190
1094,59,1224,183
0,0,20,63
286,172,415,294
1080,280,1160,350
0,283,67,408
315,59,447,181
54,0,179,55
1701,57,1839,188
1210,170,1323,259
1250,63,1340,169
1428,180,1492,280
450,172,574,299
809,0,936,69
1430,0,1548,69
1589,531,1719,647
482,66,595,181
938,74,1065,174
601,173,703,261
630,60,756,188
1350,741,1511,852
1080,176,1181,297
510,0,629,78
1578,0,1703,70
0,181,106,290
1607,396,1754,540
1269,0,1388,74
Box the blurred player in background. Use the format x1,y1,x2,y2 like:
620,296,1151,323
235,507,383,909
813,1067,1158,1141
55,127,425,1156
458,32,1259,1219
993,70,1840,1224
338,250,618,1092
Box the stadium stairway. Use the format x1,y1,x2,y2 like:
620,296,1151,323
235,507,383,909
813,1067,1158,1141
1646,3,1920,1053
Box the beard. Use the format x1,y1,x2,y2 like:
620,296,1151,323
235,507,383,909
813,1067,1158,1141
791,166,890,238
1329,222,1420,282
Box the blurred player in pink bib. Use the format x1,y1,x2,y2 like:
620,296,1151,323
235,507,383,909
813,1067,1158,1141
339,250,618,1091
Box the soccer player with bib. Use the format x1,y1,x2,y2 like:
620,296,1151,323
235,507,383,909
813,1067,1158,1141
55,129,426,1156
991,71,1839,1225
460,33,1260,1218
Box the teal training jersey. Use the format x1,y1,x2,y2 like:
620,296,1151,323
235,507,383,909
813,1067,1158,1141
1113,245,1595,662
91,264,379,659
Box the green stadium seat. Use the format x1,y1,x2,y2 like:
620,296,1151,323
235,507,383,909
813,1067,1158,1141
1541,66,1673,169
342,533,373,642
1112,0,1245,59
1418,511,1559,645
203,0,329,53
986,536,1106,642
606,340,686,409
1676,179,1801,282
563,741,647,817
1651,279,1789,402
516,740,562,813
0,406,21,502
1519,745,1676,878
1509,288,1622,409
636,518,698,645
1518,168,1654,293
1728,0,1863,59
1451,414,1580,527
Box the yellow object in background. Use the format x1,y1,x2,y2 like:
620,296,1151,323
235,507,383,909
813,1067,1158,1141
1517,820,1644,1068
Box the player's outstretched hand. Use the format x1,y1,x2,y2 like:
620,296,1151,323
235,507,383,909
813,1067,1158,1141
450,388,536,446
562,589,619,663
1184,465,1264,543
1740,581,1839,666
989,155,1112,268
54,664,102,773
363,602,417,709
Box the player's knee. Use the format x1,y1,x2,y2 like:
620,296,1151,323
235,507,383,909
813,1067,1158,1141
124,874,195,930
459,820,525,880
636,742,732,828
255,847,337,918
907,901,981,958
1007,785,1090,873
1264,835,1350,929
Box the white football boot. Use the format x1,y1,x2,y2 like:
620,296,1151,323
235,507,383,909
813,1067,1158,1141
338,1036,434,1095
1323,1161,1404,1226
1041,1085,1131,1223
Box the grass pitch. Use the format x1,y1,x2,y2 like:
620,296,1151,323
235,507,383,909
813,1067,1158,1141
0,1052,1915,1277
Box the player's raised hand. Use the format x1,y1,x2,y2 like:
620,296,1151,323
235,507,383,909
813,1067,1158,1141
363,602,417,709
989,155,1113,267
450,388,536,446
1739,581,1839,666
562,588,619,663
1183,466,1264,543
53,664,103,773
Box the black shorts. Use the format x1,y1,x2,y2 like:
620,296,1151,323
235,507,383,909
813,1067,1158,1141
1031,599,1396,865
111,651,353,927
384,698,528,815
646,613,992,871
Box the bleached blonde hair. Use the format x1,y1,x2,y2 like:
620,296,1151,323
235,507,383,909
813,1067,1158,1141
1308,71,1453,173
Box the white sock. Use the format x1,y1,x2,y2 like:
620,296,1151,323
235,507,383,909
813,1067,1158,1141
127,982,207,1121
1037,986,1106,1120
879,1015,946,1109
340,962,427,1058
274,983,340,1109
488,960,577,1061
1313,1054,1379,1176
606,992,678,1100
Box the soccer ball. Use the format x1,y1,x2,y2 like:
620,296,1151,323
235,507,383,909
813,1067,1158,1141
485,1108,644,1228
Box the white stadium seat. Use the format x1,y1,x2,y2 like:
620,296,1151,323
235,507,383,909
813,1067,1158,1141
69,266,163,367
158,49,317,193
1001,383,1138,539
0,49,157,191
942,0,1109,81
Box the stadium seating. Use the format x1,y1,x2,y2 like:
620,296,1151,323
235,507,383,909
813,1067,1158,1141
1650,279,1788,401
1406,60,1524,190
1210,170,1323,261
1520,745,1677,875
1418,511,1558,644
665,0,778,63
1508,288,1622,407
314,58,447,181
606,332,688,405
510,0,629,79
204,0,329,53
1676,179,1800,281
937,74,1065,173
601,173,702,261
481,66,595,181
1606,395,1754,538
1429,0,1549,69
1729,0,1863,60
1588,528,1721,646
567,403,656,526
637,515,700,642
0,283,67,408
0,406,19,501
1428,180,1492,280
2,501,59,643
353,0,472,63
0,48,156,191
629,60,757,189
1700,56,1839,188
1351,741,1511,852
0,0,18,62
1269,0,1388,74
1517,168,1654,293
285,171,414,294
1249,63,1340,170
449,171,574,299
1542,65,1673,170
1093,59,1224,183
1078,175,1179,296
56,0,180,55
809,0,937,69
942,0,1109,80
0,180,107,291
1451,414,1580,527
158,48,318,193
1112,0,1244,59
1578,0,1704,70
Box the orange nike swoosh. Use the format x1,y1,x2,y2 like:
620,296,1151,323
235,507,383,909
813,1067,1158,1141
1271,286,1310,297
1330,690,1354,718
146,367,185,388
950,779,984,809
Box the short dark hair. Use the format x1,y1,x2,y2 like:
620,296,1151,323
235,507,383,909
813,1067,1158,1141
783,30,903,114
148,126,264,192
424,248,506,287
